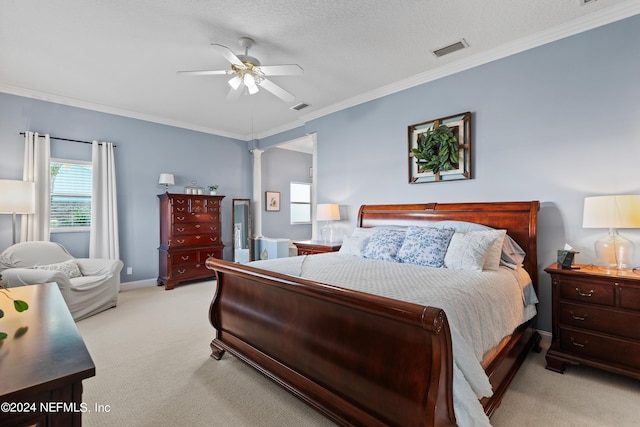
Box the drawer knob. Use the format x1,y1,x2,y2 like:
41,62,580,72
575,288,594,298
177,239,185,244
177,227,185,232
570,337,588,348
177,269,186,274
569,311,588,321
181,256,190,261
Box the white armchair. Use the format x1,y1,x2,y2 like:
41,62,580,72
0,241,124,321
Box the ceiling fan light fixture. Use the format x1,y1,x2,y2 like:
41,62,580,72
247,83,259,95
228,75,242,90
243,73,256,87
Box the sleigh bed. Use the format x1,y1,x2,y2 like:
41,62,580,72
206,201,540,426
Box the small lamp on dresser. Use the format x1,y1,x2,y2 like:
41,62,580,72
158,173,175,192
317,203,340,243
0,179,35,244
582,194,640,269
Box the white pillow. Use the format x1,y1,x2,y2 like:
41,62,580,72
34,259,82,278
338,235,369,256
480,230,507,271
444,230,505,271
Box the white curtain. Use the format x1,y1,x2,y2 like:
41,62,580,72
22,131,50,242
90,141,120,259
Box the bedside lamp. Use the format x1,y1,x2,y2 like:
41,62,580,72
158,173,175,192
0,180,35,244
583,195,640,269
317,203,340,243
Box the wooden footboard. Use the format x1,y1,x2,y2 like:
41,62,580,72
207,258,457,427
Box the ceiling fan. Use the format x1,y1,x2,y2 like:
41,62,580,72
178,37,303,102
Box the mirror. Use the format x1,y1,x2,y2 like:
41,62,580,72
232,199,252,263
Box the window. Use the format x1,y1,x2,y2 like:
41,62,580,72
290,182,311,224
50,159,92,231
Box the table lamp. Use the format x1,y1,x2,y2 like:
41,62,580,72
158,173,175,192
583,195,640,269
0,180,36,244
317,203,340,242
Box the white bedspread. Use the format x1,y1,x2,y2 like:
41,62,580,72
249,253,537,427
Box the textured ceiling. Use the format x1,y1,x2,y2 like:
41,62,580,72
0,0,638,141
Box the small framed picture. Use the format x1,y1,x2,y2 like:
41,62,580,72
265,191,280,211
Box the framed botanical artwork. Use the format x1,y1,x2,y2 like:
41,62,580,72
265,191,280,211
408,111,472,184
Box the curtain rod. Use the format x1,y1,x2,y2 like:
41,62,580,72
19,132,117,147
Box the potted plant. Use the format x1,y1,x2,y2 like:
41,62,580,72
207,184,219,195
0,274,29,340
411,124,459,175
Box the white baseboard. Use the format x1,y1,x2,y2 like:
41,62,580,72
120,278,157,291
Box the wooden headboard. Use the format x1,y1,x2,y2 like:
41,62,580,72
357,201,540,289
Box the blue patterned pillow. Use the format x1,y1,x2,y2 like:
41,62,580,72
397,226,455,267
362,228,407,262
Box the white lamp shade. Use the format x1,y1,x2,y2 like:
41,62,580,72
317,204,340,221
158,173,175,186
583,195,640,229
0,180,35,214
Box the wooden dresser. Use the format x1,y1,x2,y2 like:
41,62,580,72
0,283,95,427
545,263,640,379
158,193,224,290
293,240,342,256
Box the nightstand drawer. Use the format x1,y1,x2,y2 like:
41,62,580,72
560,302,640,340
620,284,640,311
559,327,640,369
558,278,614,306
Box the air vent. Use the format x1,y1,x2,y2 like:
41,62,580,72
290,102,310,111
432,39,469,58
580,0,597,4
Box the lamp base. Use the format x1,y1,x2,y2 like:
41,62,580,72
320,223,334,243
594,228,634,270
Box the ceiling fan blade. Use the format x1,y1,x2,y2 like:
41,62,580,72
226,85,245,101
259,64,304,76
177,70,228,76
211,43,244,67
258,78,295,102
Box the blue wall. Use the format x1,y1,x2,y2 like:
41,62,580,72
1,15,639,331
0,94,252,282
261,15,640,332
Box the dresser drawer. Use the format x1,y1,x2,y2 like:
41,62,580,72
173,212,219,224
558,277,614,306
172,223,220,235
560,302,640,340
169,234,220,247
172,263,211,280
171,251,199,265
200,248,222,260
559,327,640,369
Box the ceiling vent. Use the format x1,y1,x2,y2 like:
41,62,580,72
580,0,597,4
290,102,310,111
432,39,469,58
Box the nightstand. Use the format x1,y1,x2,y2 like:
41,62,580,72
293,240,342,256
544,263,640,380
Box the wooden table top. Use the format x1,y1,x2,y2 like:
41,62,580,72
0,283,95,398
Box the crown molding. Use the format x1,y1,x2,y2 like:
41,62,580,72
289,2,640,134
0,84,245,141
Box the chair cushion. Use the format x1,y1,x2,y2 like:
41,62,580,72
34,259,82,279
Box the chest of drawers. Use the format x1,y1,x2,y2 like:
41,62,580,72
545,263,640,379
158,193,224,289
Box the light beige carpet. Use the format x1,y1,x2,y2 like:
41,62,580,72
76,280,640,426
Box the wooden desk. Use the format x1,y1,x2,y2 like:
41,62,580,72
0,283,95,427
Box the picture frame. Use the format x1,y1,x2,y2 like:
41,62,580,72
408,111,472,184
265,191,280,211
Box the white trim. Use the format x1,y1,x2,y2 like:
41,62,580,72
120,278,157,291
